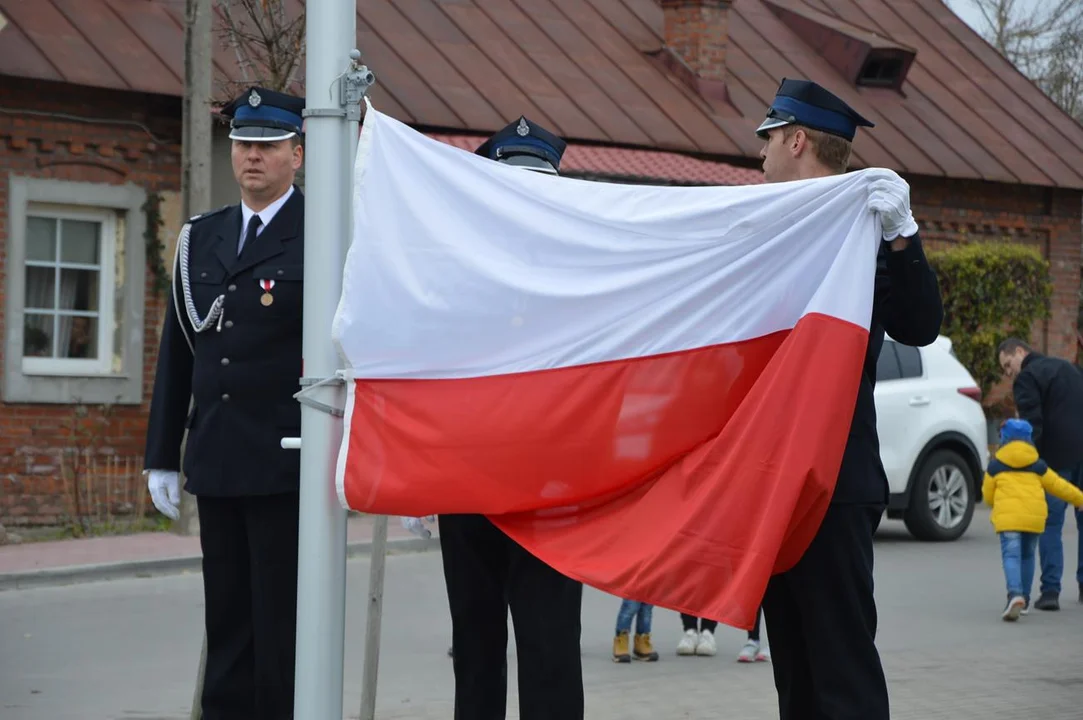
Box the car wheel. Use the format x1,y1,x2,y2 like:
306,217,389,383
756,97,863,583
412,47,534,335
903,449,975,541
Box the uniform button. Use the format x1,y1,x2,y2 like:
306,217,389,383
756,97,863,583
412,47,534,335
224,320,234,328
228,284,237,292
220,358,230,366
221,393,230,402
200,271,208,278
277,269,284,276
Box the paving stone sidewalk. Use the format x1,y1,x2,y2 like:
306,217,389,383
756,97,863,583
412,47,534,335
0,513,434,591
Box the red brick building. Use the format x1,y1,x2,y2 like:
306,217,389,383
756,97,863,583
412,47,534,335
1,0,1080,527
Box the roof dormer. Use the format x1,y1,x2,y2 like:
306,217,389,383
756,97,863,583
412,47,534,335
763,0,916,91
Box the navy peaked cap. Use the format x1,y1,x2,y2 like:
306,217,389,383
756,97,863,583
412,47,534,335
756,78,874,142
475,116,567,175
221,86,305,142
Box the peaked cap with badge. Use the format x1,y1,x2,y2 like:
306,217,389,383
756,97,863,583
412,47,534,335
220,86,306,142
475,116,567,175
756,78,875,142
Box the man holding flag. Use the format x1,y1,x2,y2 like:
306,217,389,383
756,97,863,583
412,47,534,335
753,79,943,719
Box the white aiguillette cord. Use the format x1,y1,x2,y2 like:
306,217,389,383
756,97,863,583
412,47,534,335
172,221,226,354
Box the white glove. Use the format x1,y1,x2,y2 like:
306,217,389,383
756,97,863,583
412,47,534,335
401,515,435,539
147,470,181,520
867,169,920,241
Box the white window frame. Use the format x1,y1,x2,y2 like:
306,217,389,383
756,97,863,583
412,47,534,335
21,204,118,377
4,176,147,405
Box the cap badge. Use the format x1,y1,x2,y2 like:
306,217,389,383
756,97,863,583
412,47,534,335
248,90,262,108
516,118,530,137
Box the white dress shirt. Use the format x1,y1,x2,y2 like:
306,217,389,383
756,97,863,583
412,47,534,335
239,185,295,254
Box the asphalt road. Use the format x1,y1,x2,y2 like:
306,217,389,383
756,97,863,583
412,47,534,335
2,508,1081,719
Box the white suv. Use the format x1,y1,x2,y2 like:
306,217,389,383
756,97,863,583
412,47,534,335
876,335,989,541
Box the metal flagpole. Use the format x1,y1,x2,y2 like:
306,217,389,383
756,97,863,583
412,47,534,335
359,514,388,720
285,44,379,713
336,48,390,720
291,0,357,716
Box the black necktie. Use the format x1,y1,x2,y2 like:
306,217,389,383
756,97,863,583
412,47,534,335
239,215,262,256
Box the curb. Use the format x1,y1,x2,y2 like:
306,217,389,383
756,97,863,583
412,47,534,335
0,536,440,592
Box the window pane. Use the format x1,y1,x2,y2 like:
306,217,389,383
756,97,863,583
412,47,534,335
58,315,98,359
59,269,100,312
60,220,101,264
23,313,55,358
876,341,901,382
26,217,57,261
25,266,56,309
896,345,923,379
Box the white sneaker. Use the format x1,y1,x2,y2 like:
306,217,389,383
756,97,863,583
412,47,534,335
695,629,717,656
737,639,759,663
755,644,771,662
1002,595,1025,621
677,629,699,656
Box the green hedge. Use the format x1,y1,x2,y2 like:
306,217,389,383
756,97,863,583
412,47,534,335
927,242,1053,402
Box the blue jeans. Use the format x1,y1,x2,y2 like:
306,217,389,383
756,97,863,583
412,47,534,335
615,599,653,635
1039,465,1083,594
1000,531,1039,599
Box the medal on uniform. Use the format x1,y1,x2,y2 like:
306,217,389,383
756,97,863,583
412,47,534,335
259,279,275,306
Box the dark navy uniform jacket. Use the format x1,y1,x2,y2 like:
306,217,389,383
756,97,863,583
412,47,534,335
144,188,304,496
838,234,943,505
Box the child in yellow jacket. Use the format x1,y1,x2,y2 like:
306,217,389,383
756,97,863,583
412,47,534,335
983,419,1083,621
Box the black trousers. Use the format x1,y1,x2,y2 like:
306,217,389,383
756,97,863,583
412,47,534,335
762,503,889,720
197,492,300,720
681,607,760,638
679,614,718,634
439,513,584,720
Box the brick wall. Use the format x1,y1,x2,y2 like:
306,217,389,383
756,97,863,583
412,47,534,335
910,175,1082,363
0,79,182,526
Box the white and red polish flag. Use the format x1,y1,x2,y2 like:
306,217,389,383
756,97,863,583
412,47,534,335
332,105,881,630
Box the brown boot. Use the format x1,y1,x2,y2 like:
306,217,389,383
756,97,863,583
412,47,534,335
613,630,632,663
634,632,659,662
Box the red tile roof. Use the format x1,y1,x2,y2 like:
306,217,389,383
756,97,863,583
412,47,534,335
429,133,764,185
1,0,1081,188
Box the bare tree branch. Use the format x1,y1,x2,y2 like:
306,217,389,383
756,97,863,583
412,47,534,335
954,0,1083,121
214,0,305,97
217,0,255,89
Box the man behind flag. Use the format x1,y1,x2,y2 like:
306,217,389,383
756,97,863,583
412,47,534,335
434,117,586,720
753,79,942,719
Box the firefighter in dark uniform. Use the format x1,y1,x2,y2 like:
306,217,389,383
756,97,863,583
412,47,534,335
436,117,585,720
754,79,943,719
143,86,307,720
